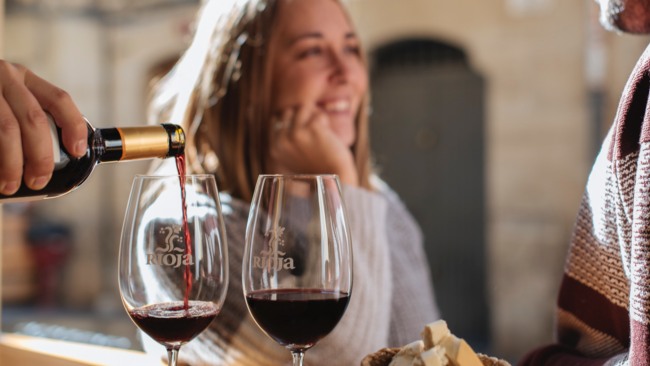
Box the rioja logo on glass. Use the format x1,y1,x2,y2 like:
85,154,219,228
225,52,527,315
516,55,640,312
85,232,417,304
146,225,194,268
253,226,295,271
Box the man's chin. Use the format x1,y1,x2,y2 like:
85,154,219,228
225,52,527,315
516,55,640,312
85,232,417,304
598,0,626,32
598,0,650,34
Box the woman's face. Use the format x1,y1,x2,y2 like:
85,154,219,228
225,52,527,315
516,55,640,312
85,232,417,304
270,0,368,147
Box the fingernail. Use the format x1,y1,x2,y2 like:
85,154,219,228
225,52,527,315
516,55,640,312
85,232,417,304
0,180,20,195
31,175,50,190
4,181,19,194
74,141,87,156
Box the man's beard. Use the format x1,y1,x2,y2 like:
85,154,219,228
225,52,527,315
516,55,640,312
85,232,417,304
598,0,627,31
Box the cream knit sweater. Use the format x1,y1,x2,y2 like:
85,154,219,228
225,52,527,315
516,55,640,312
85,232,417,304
143,183,439,365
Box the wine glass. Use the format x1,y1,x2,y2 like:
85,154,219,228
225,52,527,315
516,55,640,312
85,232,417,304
242,174,353,366
119,175,228,366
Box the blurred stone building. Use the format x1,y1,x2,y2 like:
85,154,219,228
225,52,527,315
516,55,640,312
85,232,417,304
3,0,650,361
2,0,199,346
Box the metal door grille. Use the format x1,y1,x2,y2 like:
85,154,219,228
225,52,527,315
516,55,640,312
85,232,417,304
370,39,488,346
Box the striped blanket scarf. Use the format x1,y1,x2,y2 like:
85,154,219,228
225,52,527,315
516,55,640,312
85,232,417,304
519,43,650,366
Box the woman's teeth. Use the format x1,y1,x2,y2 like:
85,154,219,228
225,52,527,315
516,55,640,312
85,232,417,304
323,100,350,112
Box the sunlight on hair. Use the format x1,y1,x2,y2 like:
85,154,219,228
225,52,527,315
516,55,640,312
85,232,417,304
148,0,253,131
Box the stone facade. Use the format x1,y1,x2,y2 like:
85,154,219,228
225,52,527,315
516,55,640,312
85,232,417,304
3,0,198,311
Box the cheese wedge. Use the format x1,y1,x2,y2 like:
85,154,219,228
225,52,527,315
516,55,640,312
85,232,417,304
388,340,425,366
438,335,482,366
421,320,451,350
434,345,449,366
420,346,449,366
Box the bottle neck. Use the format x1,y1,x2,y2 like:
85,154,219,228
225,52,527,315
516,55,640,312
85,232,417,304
96,124,185,163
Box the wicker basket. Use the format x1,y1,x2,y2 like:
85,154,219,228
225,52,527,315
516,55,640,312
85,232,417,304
360,347,511,366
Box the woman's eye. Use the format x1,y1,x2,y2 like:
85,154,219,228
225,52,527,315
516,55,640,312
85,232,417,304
344,45,360,56
299,47,322,58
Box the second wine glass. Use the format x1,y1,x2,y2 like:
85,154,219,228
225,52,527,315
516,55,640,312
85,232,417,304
242,174,353,366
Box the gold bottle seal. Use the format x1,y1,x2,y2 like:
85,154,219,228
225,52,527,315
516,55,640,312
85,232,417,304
116,126,170,161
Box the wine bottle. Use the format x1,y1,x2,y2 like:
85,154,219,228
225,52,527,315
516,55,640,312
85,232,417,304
0,113,185,203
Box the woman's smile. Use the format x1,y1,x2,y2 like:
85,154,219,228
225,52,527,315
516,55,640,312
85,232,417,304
318,98,352,115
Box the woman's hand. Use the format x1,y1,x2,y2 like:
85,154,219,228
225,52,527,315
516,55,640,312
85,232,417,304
269,105,359,186
0,61,87,195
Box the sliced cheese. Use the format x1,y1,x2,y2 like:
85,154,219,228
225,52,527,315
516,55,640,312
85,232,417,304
389,340,425,366
433,345,449,366
420,348,445,366
438,335,482,366
455,341,483,366
439,335,460,365
421,320,451,350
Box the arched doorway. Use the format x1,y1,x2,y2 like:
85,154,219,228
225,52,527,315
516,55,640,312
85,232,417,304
370,39,488,344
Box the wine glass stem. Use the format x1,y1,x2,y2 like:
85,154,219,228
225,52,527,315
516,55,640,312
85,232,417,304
167,347,180,366
291,351,305,366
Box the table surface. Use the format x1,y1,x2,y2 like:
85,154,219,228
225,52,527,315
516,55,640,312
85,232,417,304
0,333,162,366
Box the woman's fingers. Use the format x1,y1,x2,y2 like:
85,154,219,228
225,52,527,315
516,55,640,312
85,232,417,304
2,65,54,190
25,70,87,157
293,104,313,130
311,111,329,129
288,104,320,146
0,97,24,195
296,108,330,145
275,108,294,139
268,104,356,182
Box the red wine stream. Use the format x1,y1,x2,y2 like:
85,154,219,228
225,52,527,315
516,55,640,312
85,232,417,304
176,153,192,311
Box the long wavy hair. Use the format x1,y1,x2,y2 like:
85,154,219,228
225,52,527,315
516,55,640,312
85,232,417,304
147,0,372,202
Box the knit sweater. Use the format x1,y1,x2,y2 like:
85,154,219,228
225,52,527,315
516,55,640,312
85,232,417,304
142,183,439,365
519,43,650,366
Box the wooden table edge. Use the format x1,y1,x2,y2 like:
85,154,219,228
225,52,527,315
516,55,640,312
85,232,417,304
0,333,162,365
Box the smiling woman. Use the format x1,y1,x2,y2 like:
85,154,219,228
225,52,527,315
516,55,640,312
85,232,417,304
149,0,373,201
266,2,369,188
143,0,440,365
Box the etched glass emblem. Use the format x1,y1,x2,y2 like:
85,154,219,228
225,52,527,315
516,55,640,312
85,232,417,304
146,224,194,267
253,226,295,270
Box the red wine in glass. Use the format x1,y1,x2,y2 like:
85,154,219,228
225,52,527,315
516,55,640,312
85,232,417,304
245,289,350,351
129,301,219,346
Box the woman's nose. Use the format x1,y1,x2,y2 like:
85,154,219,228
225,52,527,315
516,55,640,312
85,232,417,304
329,50,352,84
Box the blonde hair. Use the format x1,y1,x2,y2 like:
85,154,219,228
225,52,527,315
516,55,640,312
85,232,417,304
148,0,372,201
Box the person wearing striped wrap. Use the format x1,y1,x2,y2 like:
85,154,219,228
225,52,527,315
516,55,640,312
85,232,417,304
520,1,650,365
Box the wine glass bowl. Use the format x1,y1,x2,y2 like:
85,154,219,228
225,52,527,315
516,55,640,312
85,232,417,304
119,175,228,364
245,288,350,350
242,174,353,365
